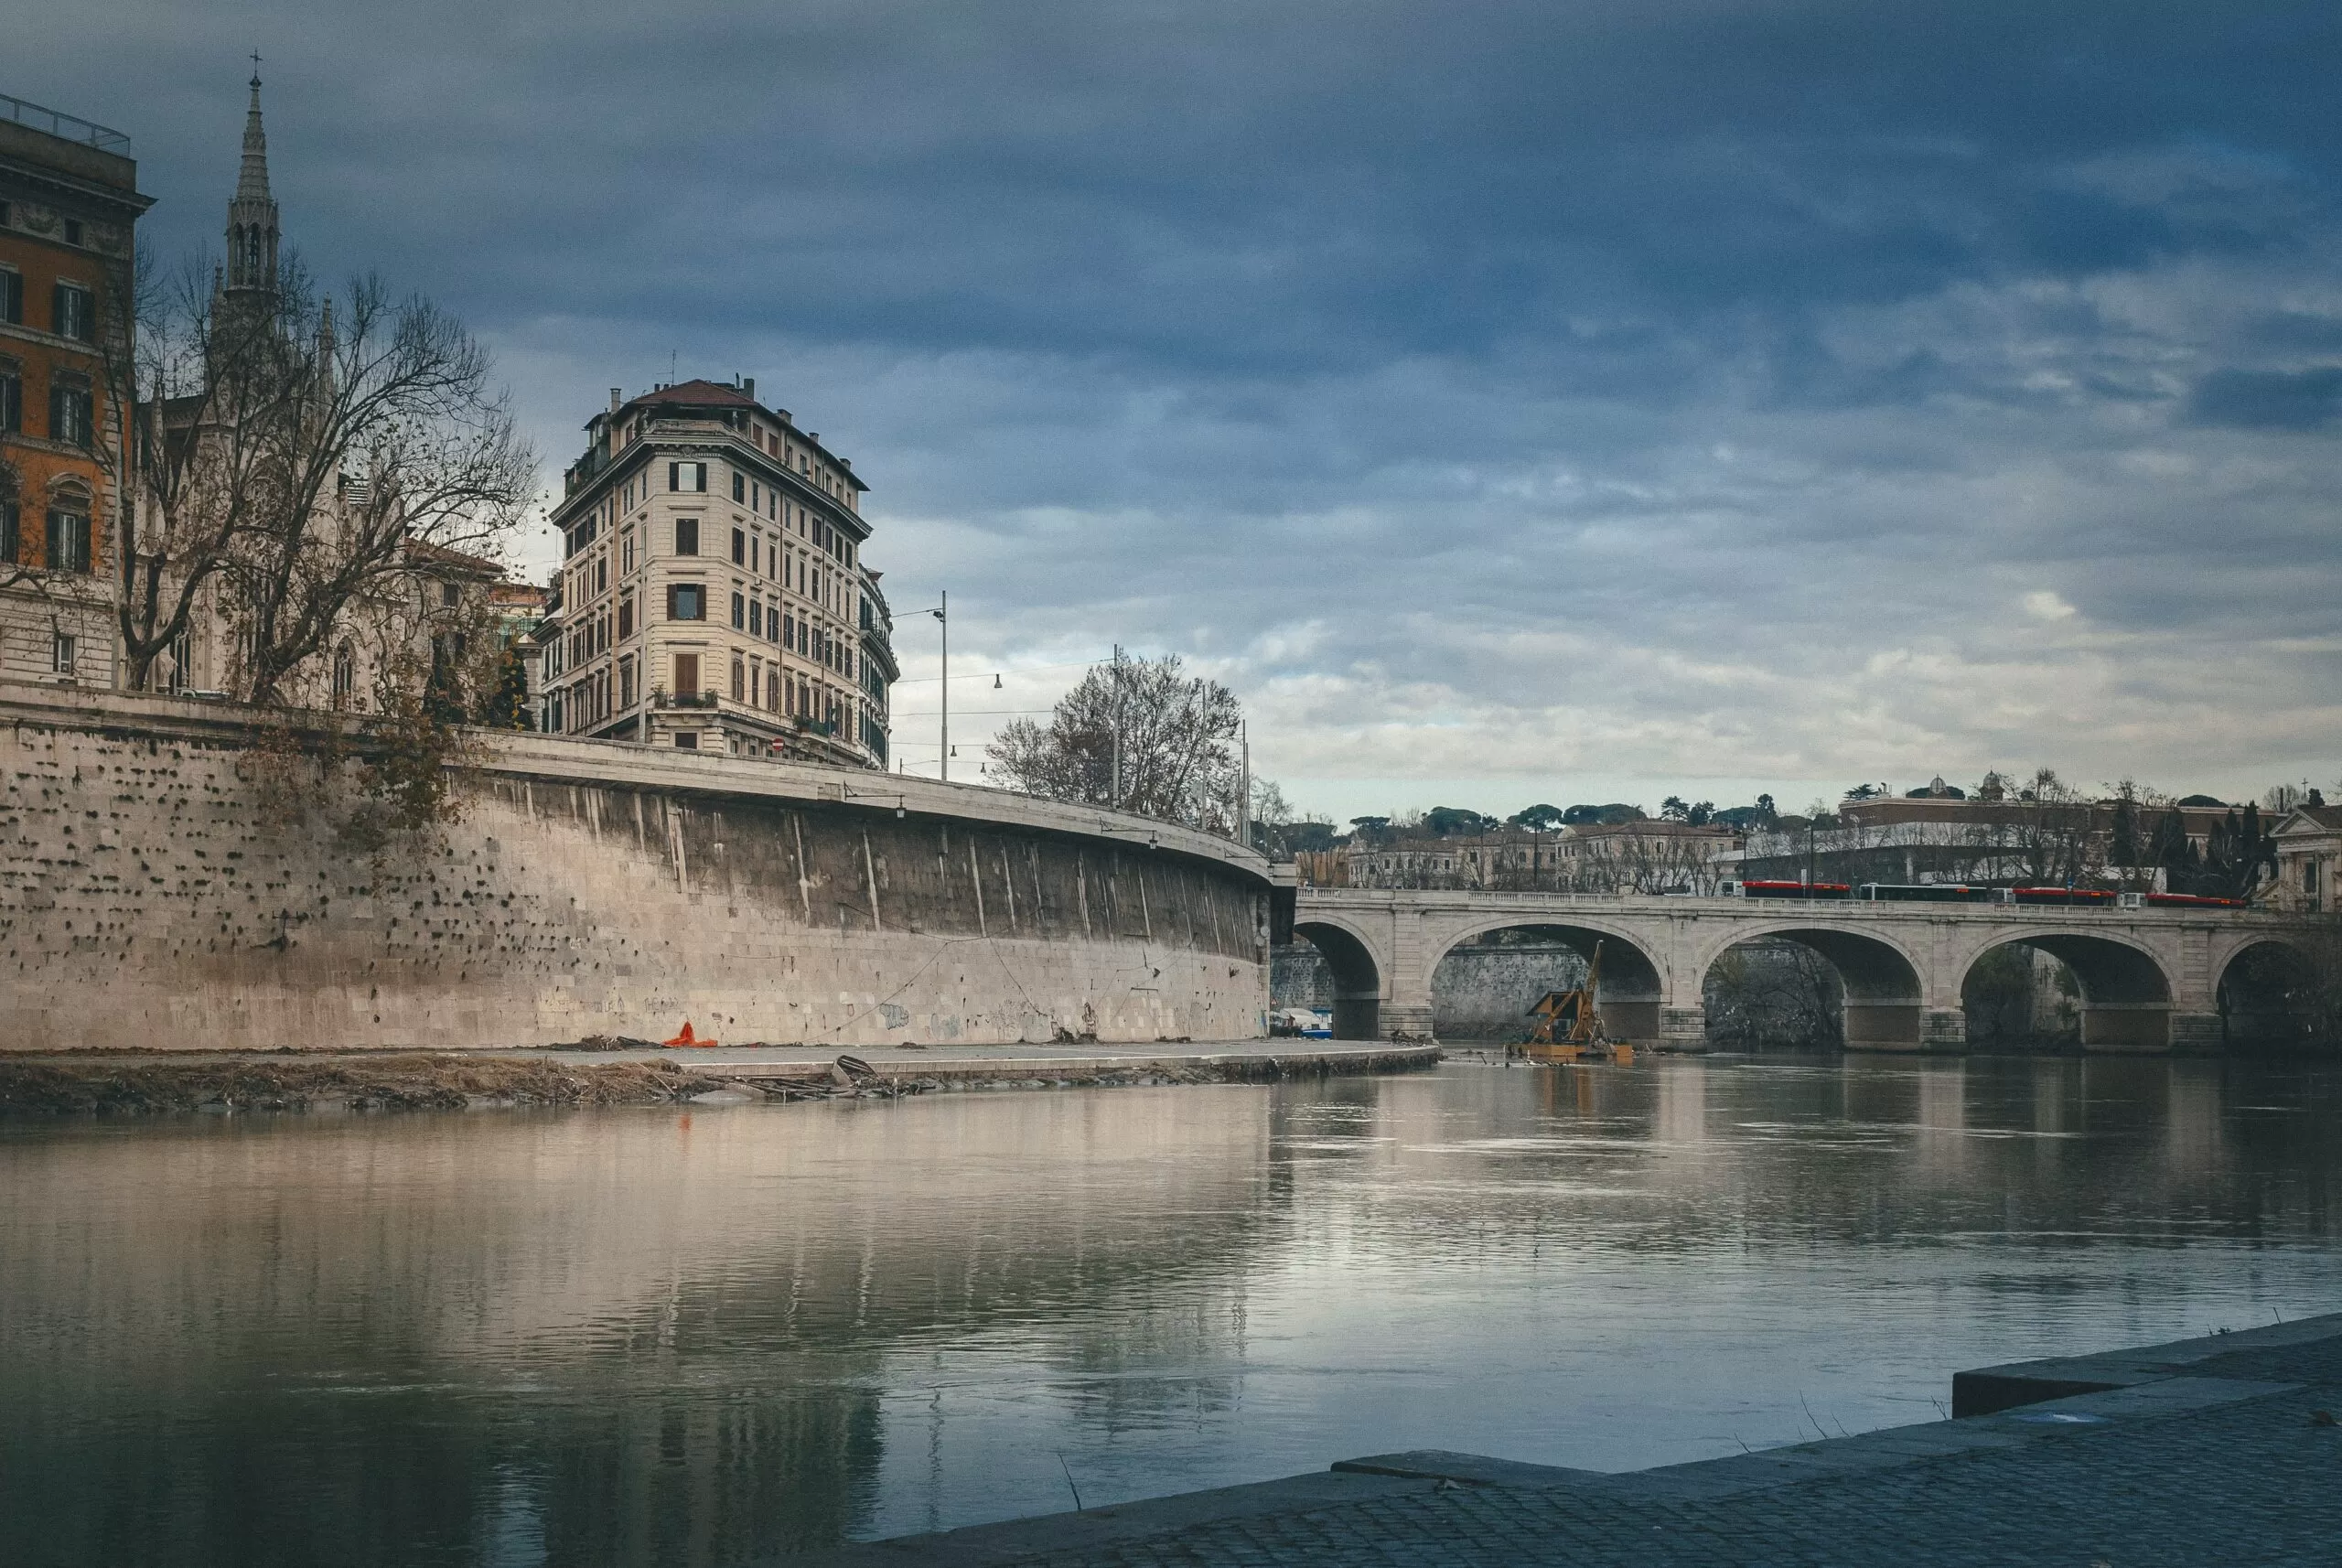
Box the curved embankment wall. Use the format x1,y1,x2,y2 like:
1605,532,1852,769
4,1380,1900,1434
0,687,1273,1051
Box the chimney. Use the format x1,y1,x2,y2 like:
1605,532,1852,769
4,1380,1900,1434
608,387,621,413
743,376,755,402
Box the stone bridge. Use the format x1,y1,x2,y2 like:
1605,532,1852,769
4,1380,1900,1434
1293,888,2326,1052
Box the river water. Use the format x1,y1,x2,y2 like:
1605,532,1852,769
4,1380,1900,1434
4,1055,2338,1564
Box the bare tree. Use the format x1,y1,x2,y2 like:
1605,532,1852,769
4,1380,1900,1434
986,650,1244,832
97,258,533,703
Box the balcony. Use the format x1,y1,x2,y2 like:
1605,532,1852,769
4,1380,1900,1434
651,690,718,710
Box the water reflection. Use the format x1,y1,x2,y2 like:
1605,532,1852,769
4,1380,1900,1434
3,1058,2338,1563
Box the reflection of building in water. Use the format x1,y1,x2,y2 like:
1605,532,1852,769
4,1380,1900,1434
2163,1064,2228,1173
1654,1061,1709,1145
1913,1060,1971,1179
0,1090,1274,1564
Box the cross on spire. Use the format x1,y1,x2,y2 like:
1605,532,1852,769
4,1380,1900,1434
250,49,262,82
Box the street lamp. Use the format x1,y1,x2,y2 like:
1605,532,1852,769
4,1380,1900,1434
908,591,949,782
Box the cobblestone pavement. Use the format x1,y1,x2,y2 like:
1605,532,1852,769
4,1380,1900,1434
817,1318,2342,1568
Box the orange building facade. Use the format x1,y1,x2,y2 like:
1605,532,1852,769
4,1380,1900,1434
0,94,151,686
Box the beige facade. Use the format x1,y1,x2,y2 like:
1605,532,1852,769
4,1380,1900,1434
540,379,887,766
2270,806,2342,916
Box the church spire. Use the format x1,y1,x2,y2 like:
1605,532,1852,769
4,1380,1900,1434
223,64,281,299
235,70,273,204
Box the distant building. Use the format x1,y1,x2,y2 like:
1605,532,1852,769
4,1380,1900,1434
1338,822,1738,893
0,91,152,685
2270,806,2341,916
1733,793,2265,891
542,378,888,765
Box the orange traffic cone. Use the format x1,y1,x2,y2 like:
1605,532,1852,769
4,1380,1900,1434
663,1020,719,1048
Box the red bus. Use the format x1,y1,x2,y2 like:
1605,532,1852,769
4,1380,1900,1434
1735,880,1853,900
2009,886,2117,906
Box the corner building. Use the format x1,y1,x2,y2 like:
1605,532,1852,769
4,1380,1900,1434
544,378,887,765
0,93,152,685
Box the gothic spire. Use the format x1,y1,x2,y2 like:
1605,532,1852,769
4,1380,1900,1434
235,70,273,204
223,68,281,298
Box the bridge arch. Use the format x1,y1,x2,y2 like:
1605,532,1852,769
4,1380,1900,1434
1693,922,1927,1049
1953,928,2175,1051
1290,914,1388,1040
1426,918,1669,1044
2215,936,2325,1052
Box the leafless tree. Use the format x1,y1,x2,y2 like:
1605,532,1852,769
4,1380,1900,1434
986,650,1244,832
97,257,533,702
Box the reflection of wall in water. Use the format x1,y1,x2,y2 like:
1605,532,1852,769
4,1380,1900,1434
0,1092,1275,1565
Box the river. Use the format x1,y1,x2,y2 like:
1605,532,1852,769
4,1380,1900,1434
3,1054,2337,1564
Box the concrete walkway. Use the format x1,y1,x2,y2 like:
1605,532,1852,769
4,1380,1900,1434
811,1314,2342,1566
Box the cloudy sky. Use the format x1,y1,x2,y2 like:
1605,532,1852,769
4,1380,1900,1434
39,1,2342,821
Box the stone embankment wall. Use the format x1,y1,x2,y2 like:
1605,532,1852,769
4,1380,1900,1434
0,688,1273,1051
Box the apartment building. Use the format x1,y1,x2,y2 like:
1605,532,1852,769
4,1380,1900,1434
0,92,153,686
542,378,888,765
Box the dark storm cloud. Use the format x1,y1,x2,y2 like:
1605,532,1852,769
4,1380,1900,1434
2185,367,2342,430
28,0,2342,807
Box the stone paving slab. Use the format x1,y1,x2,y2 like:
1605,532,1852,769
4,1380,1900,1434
802,1312,2342,1567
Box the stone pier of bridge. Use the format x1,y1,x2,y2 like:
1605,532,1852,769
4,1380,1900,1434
1292,888,2321,1053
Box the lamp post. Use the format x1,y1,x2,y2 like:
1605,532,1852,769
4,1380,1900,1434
906,594,951,780
934,591,948,783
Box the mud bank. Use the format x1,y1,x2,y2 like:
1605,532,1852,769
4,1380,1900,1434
0,1043,1441,1119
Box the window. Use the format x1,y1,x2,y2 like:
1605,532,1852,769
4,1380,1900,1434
674,517,699,555
2309,861,2321,897
0,358,17,431
45,509,91,573
730,591,745,629
1,267,24,325
48,380,92,447
783,611,795,650
731,527,746,564
669,461,705,492
621,529,637,575
52,284,94,342
674,733,697,749
673,652,700,696
668,583,705,620
63,219,83,247
52,632,75,675
767,605,780,644
0,499,15,563
167,626,193,693
731,657,746,702
440,580,461,608
595,556,607,594
748,598,763,638
618,596,634,639
619,657,636,709
331,645,355,708
732,471,746,503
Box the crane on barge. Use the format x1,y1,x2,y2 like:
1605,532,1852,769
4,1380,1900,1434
1517,940,1634,1063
